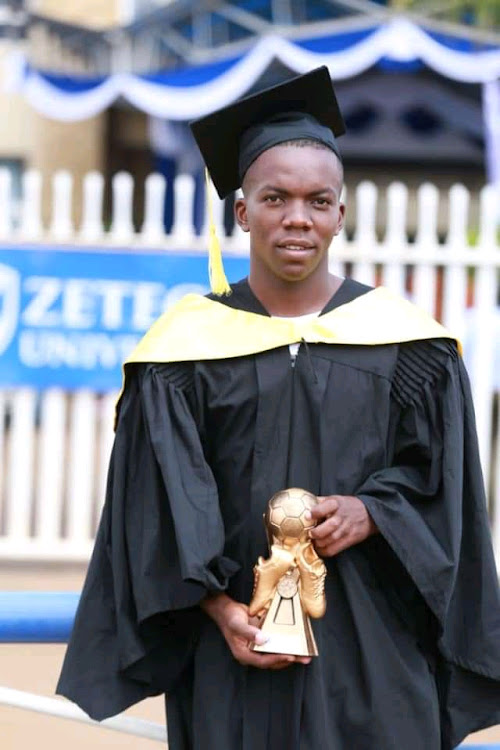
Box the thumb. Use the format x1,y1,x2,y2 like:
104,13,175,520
230,616,269,645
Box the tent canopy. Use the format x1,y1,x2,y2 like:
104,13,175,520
7,16,499,184
11,18,500,121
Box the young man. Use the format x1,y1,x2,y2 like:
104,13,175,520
58,67,500,749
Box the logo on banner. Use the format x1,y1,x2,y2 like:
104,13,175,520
0,263,20,356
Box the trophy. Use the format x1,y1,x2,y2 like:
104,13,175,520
249,488,327,657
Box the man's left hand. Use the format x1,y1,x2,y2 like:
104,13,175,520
307,495,378,557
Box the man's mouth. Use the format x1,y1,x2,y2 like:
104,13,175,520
277,241,315,252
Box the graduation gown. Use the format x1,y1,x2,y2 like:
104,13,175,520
57,278,500,750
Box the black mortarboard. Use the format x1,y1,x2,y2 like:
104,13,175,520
190,66,345,200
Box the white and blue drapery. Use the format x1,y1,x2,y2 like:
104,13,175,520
9,17,500,183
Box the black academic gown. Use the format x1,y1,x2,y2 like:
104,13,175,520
57,278,500,750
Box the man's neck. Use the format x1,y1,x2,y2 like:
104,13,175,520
248,272,343,317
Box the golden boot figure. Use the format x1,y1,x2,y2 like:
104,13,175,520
296,541,327,619
249,545,296,617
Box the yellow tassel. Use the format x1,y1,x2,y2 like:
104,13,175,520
205,168,231,296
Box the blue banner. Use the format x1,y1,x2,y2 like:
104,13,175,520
0,245,249,390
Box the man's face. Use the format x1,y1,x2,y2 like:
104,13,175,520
235,144,345,285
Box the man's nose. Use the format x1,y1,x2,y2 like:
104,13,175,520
283,201,313,228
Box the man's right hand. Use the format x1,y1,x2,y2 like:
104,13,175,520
200,593,311,670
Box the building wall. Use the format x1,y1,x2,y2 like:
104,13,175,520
0,42,33,162
0,0,125,228
25,1,122,225
30,0,122,28
0,39,34,222
30,113,108,228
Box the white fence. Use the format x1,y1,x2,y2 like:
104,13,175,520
0,170,499,565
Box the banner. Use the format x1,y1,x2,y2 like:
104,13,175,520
0,245,249,390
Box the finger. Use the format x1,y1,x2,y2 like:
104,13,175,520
307,496,339,521
228,616,268,645
266,655,311,669
295,656,312,665
310,515,342,540
318,534,354,558
315,520,350,547
314,535,345,553
314,536,332,550
331,519,350,542
241,651,296,669
251,650,311,667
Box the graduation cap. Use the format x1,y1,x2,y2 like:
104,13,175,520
190,66,346,295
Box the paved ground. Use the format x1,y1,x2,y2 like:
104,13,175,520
1,564,498,749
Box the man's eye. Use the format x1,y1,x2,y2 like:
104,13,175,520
264,195,282,203
313,198,331,207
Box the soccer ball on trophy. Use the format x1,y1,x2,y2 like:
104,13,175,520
266,488,318,543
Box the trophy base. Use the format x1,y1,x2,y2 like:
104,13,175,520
251,590,318,657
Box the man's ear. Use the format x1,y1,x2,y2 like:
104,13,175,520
234,197,250,232
335,202,346,236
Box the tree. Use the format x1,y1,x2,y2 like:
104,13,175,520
390,0,500,31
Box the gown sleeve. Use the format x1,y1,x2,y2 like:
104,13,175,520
356,340,500,747
56,363,239,721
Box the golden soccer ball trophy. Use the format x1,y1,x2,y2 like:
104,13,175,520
249,488,327,657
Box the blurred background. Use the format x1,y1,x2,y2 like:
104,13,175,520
0,0,499,748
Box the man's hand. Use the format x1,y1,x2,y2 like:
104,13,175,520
307,495,378,558
200,593,311,670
